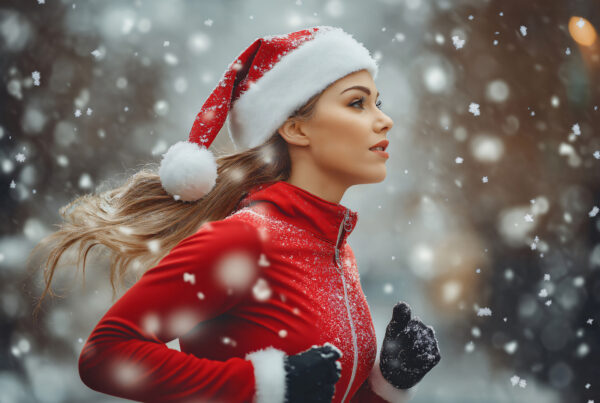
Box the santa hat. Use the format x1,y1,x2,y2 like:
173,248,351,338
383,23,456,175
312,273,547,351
158,26,378,202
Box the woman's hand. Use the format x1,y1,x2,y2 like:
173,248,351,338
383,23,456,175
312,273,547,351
379,301,441,389
284,343,342,403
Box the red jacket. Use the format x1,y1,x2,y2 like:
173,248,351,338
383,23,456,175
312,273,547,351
79,180,413,403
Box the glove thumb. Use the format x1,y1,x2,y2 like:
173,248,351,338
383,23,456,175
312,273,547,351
391,301,411,329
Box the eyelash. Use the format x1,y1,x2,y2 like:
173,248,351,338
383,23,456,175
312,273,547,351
350,96,383,110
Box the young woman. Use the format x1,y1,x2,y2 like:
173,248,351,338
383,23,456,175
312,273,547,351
32,26,440,403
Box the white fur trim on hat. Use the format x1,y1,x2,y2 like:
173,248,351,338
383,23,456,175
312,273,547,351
368,356,416,403
227,26,378,150
158,141,217,202
245,346,287,403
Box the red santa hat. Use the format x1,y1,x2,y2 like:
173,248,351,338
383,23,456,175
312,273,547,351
158,26,378,201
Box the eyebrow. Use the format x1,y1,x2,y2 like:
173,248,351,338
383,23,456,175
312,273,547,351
340,85,380,98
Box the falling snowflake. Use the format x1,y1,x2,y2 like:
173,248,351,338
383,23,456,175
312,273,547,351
465,341,475,353
520,26,527,36
468,102,480,116
538,289,548,297
9,180,16,189
74,109,82,117
197,292,205,300
86,107,93,116
587,318,594,325
468,15,474,20
163,40,170,47
147,239,161,253
91,49,102,58
524,214,534,222
15,153,26,162
183,272,196,285
571,123,581,136
589,206,599,217
252,278,272,301
455,156,464,164
593,150,600,159
482,176,488,183
451,35,465,49
37,0,45,4
204,19,213,27
565,47,571,55
278,329,288,338
504,340,518,354
477,307,492,316
510,375,527,387
545,300,552,306
544,273,550,281
32,71,41,86
576,18,585,28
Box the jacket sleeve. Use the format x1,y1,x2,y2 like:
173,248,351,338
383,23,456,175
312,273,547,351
350,356,416,403
78,218,282,403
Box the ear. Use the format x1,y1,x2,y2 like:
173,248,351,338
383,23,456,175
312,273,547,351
277,118,310,147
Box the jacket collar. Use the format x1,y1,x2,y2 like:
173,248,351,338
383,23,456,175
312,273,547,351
237,180,358,246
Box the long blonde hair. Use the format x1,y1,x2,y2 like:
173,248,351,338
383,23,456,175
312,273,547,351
29,91,322,318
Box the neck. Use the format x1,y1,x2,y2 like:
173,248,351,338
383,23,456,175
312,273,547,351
283,172,348,205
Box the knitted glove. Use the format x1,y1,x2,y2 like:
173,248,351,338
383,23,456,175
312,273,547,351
379,301,441,389
283,343,343,403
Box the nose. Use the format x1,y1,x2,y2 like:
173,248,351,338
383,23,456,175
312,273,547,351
375,109,394,134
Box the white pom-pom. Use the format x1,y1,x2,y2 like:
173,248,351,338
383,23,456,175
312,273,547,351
158,141,217,201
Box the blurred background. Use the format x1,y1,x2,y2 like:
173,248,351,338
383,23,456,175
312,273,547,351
1,0,600,402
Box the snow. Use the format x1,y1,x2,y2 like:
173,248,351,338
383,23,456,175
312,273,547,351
571,123,581,136
183,272,196,285
520,26,527,36
477,307,492,316
468,102,480,116
510,375,527,387
452,35,465,49
31,71,40,86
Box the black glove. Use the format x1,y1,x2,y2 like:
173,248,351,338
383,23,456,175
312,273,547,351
379,301,441,389
283,343,342,403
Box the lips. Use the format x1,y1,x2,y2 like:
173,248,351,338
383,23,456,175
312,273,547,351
369,139,389,151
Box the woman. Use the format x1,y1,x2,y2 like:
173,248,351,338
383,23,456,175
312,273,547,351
32,26,440,402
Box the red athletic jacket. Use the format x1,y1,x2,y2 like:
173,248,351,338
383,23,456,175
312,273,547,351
78,180,414,403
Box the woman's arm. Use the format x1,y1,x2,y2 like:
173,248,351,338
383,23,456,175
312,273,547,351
78,219,267,402
350,356,415,403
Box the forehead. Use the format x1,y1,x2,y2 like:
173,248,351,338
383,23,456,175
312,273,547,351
327,69,376,94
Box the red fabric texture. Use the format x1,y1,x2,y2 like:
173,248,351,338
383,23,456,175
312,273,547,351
79,180,395,402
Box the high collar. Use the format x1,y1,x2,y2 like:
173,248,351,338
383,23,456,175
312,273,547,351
237,180,358,246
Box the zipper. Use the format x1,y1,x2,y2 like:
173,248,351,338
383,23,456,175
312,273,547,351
334,208,358,403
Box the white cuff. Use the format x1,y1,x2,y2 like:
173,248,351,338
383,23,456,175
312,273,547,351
368,356,416,403
245,346,287,403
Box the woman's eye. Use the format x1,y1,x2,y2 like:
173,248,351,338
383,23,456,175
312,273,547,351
350,97,383,110
350,97,365,108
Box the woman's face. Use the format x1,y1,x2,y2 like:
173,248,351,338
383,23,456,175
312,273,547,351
280,69,394,189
